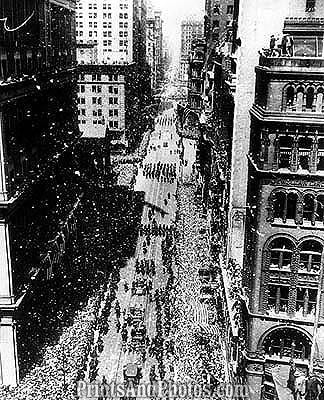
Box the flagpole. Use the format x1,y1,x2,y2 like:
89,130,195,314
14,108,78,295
309,255,324,374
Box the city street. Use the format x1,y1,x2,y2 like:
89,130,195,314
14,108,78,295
85,102,197,393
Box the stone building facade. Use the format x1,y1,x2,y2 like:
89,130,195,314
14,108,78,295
242,1,324,399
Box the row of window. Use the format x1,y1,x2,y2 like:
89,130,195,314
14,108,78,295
77,22,127,28
79,74,119,81
258,134,324,173
84,3,128,9
78,108,119,117
268,285,316,317
80,119,120,128
283,84,324,113
268,191,324,225
78,13,129,19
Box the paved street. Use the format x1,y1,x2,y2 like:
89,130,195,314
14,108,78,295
83,101,197,394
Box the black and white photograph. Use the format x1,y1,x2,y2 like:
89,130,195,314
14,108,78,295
0,0,323,399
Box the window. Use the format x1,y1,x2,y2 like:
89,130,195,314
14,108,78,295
303,194,315,221
299,240,322,273
279,136,293,168
273,191,297,222
114,87,118,94
81,109,86,116
267,285,289,313
80,85,85,93
92,85,97,93
306,87,315,109
286,86,295,108
227,5,234,14
263,328,311,360
269,238,293,270
296,288,317,316
92,97,97,104
114,110,118,117
113,121,118,128
81,98,85,104
114,98,118,104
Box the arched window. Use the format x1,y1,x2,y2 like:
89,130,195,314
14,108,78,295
269,238,293,269
306,87,315,110
299,240,322,273
286,86,295,108
263,328,311,360
303,194,316,222
318,138,324,170
287,193,298,220
296,87,304,112
273,192,286,219
316,88,324,113
316,195,324,222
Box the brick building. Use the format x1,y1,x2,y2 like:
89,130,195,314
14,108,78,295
232,0,324,398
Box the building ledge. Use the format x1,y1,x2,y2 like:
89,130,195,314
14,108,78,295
258,55,324,73
251,104,324,124
248,155,324,180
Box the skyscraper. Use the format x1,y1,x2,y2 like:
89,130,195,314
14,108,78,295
226,0,324,398
179,19,204,85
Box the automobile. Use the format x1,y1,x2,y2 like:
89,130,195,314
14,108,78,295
199,285,214,302
128,305,145,325
130,324,147,345
123,363,142,386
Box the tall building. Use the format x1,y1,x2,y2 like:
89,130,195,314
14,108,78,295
179,19,204,85
146,10,164,92
0,0,79,386
76,0,134,64
224,0,324,398
76,0,152,149
187,39,205,112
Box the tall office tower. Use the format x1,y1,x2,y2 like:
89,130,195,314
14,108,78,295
227,0,324,398
76,0,151,149
179,19,204,85
146,10,164,92
0,0,79,386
